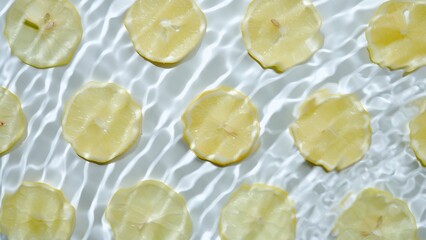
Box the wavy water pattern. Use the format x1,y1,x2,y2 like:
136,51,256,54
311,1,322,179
1,0,426,239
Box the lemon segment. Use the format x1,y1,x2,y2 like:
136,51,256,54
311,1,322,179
4,0,82,69
220,184,296,240
333,188,418,240
182,86,260,166
0,87,25,155
0,182,75,240
62,81,142,163
105,180,191,240
290,90,371,171
124,0,206,64
409,110,426,166
241,0,323,72
366,1,426,73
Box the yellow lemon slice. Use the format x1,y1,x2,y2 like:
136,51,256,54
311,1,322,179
219,184,296,240
366,0,426,73
333,188,418,240
0,182,75,240
105,180,191,240
241,0,323,72
290,90,371,171
62,81,142,163
0,87,25,155
4,0,82,69
409,109,426,166
124,0,206,64
182,86,260,166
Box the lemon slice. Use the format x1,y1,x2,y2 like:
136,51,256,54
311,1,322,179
105,180,191,240
366,1,426,73
219,184,296,240
409,110,426,166
182,86,260,166
290,90,371,171
241,0,323,72
124,0,206,64
4,0,83,69
62,81,142,163
0,182,75,239
333,188,418,240
0,87,25,155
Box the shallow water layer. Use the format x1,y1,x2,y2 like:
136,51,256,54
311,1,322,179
1,0,426,239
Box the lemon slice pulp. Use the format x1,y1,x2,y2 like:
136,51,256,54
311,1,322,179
290,90,371,171
124,0,206,64
220,184,296,240
409,110,426,166
366,0,426,73
62,81,142,163
0,87,25,155
105,180,191,240
182,86,260,166
4,0,83,68
333,188,418,240
0,182,75,240
241,0,323,72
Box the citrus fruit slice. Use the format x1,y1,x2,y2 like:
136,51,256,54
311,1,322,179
333,188,418,240
290,90,371,171
409,109,426,166
105,180,191,240
4,0,83,69
124,0,206,64
219,183,296,240
62,81,142,163
0,182,75,239
0,87,25,155
366,0,426,73
241,0,323,72
182,86,260,166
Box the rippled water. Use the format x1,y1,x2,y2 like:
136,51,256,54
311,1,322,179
1,0,426,239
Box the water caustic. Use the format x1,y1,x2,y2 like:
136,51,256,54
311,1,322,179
0,182,75,240
290,90,372,171
4,0,82,68
333,188,418,240
62,81,142,164
182,86,260,166
105,180,191,240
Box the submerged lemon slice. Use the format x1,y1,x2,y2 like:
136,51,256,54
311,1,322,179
4,0,82,68
0,182,75,240
366,1,426,73
62,81,142,163
182,86,260,166
409,110,426,166
105,180,191,240
290,90,371,171
220,184,296,240
241,0,323,72
0,87,25,155
124,0,206,64
333,188,418,240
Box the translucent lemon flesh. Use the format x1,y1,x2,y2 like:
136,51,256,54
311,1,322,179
219,184,296,240
105,180,191,240
0,87,25,155
290,90,371,171
333,188,418,240
4,0,82,69
409,110,426,166
124,0,206,64
241,0,323,72
366,1,426,73
62,81,142,163
0,182,75,240
182,86,260,166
